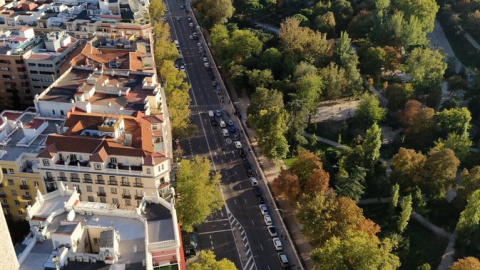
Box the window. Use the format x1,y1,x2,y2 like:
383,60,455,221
95,164,101,170
88,196,94,202
100,197,106,203
17,210,23,216
8,179,13,186
51,110,55,115
86,185,92,192
93,238,99,245
14,200,19,205
2,75,10,79
146,168,151,174
17,67,26,72
125,199,131,206
0,60,9,64
11,190,16,196
34,181,39,187
8,169,13,174
25,191,30,196
39,71,54,75
0,67,10,71
2,199,6,204
30,70,38,74
98,175,104,181
112,198,119,204
43,159,50,166
111,187,117,194
110,157,117,164
1,168,6,174
28,63,36,67
19,75,26,80
15,60,22,64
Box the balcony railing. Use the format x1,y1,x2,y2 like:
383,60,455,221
97,191,106,197
122,193,131,199
1,203,8,207
58,177,68,182
44,176,55,182
135,194,143,200
96,180,105,185
0,194,6,198
83,178,93,184
19,184,29,190
46,186,56,193
133,183,143,188
121,182,130,187
108,181,118,186
22,195,32,200
71,177,80,183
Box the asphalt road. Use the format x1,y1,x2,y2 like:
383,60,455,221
163,1,300,269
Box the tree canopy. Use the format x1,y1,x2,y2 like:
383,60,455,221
176,157,224,232
189,250,238,270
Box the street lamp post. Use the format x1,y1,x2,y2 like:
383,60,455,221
276,208,285,218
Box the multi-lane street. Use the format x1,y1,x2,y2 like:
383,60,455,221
163,1,302,269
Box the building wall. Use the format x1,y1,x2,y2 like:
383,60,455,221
0,55,32,110
0,158,46,220
0,165,19,270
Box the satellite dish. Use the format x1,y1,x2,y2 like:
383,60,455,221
67,209,75,221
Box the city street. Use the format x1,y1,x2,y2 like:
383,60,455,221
163,0,301,269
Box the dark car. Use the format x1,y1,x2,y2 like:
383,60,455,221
238,148,246,158
229,125,237,133
253,186,262,197
258,196,265,204
210,119,218,126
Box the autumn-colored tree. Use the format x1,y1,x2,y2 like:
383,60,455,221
400,101,436,148
304,168,330,195
423,148,460,198
449,257,480,270
189,250,238,270
272,170,301,202
399,100,422,127
296,191,380,246
290,150,323,189
391,148,427,192
456,167,480,208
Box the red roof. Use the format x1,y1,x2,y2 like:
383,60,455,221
178,224,187,270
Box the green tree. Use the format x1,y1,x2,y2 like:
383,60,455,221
394,0,439,33
293,62,318,80
406,47,447,95
319,63,348,100
258,48,283,76
456,167,480,209
168,89,193,138
314,11,336,35
386,83,414,113
311,231,401,270
335,31,352,62
286,98,309,154
361,123,382,168
189,250,238,270
331,0,353,30
450,257,480,270
176,157,224,232
335,166,367,202
398,194,413,232
246,69,274,89
433,133,472,162
149,0,166,23
363,46,387,76
423,149,460,198
456,190,480,244
355,94,386,128
249,107,289,160
247,87,284,116
296,72,323,122
391,183,400,213
417,263,431,270
391,148,427,192
435,107,472,137
272,170,301,202
194,0,234,28
228,29,263,64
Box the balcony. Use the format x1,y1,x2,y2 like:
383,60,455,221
46,186,56,193
0,183,3,188
22,195,32,200
133,183,143,188
1,203,8,207
108,181,118,186
96,180,105,185
97,191,106,197
135,194,143,200
68,160,90,167
121,182,130,187
122,193,131,199
44,176,55,182
106,163,144,175
58,177,68,182
71,177,80,183
19,184,29,190
0,194,6,198
83,178,93,184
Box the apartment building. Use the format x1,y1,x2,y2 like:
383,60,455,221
36,110,171,207
0,167,19,270
0,109,65,219
0,27,78,109
17,182,185,270
0,0,151,39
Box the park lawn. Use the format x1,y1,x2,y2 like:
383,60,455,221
283,157,298,169
362,204,448,269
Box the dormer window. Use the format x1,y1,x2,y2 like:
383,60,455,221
43,159,50,166
110,157,117,164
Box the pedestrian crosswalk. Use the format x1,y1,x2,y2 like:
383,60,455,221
227,208,257,270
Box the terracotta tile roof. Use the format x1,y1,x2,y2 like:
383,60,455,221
90,146,108,162
24,119,44,129
128,51,143,71
37,143,57,158
178,223,187,270
143,115,163,123
144,152,167,166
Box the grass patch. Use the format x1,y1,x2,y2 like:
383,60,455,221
283,157,298,169
362,204,448,269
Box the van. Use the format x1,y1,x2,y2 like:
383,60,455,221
208,111,214,118
222,129,229,137
219,120,226,127
174,40,179,46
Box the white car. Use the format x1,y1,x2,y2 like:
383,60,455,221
180,65,185,72
197,42,202,47
234,141,242,149
204,62,210,68
259,204,268,215
249,177,258,186
267,226,277,237
189,35,193,40
273,238,283,251
189,22,194,27
203,57,208,62
264,215,272,226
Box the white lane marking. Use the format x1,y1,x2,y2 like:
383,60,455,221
251,220,255,226
197,229,233,235
203,218,229,223
196,114,216,171
234,199,237,205
260,244,263,251
244,199,247,204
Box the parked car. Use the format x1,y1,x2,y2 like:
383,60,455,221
277,252,290,268
229,125,237,133
238,148,246,158
258,196,265,204
219,120,226,128
267,226,277,237
273,238,283,251
234,141,242,149
253,186,262,197
264,215,273,226
227,119,234,126
215,110,222,117
259,204,268,215
210,119,218,126
249,177,258,186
